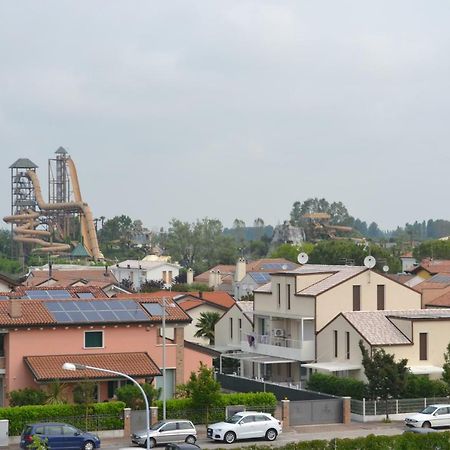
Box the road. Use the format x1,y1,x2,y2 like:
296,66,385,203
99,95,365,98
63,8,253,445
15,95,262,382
102,421,407,449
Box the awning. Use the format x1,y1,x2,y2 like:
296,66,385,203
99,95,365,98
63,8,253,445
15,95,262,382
302,361,362,372
24,352,161,382
409,365,444,375
221,352,296,365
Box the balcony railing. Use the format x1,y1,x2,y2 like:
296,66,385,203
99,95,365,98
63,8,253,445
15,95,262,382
241,333,315,361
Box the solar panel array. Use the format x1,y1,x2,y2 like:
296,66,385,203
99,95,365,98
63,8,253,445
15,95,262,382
142,303,164,316
25,289,72,299
430,274,450,284
76,292,95,299
249,272,271,283
44,300,149,323
261,263,294,270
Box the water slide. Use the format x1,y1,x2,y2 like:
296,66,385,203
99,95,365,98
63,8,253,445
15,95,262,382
3,164,104,260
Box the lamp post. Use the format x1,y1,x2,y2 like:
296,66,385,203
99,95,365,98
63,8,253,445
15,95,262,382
162,297,167,420
62,362,151,450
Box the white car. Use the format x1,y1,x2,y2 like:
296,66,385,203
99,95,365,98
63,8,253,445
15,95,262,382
405,404,450,428
207,411,282,444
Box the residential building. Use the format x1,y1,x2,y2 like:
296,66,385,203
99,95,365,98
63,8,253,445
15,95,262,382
111,258,180,291
229,264,421,384
0,287,214,405
408,259,450,279
313,309,450,380
400,252,417,273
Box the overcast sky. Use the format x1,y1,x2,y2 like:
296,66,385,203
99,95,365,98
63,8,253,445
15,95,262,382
1,1,449,232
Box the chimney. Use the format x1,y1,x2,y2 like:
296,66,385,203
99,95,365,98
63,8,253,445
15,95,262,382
186,268,194,285
235,257,246,282
208,270,216,288
104,265,109,277
8,299,22,319
199,291,203,299
215,270,222,287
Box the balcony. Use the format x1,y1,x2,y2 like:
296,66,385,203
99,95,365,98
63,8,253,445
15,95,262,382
241,333,315,361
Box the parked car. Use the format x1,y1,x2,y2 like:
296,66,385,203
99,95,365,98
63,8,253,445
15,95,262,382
165,444,201,450
405,404,450,428
131,420,197,447
20,422,101,450
207,411,282,444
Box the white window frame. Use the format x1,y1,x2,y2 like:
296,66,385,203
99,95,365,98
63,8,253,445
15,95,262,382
84,330,104,349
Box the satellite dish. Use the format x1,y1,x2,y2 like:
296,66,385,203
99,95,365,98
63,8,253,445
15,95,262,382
383,265,389,273
297,252,309,265
364,255,376,269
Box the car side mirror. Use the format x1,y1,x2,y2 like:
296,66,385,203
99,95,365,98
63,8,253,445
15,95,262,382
74,432,81,436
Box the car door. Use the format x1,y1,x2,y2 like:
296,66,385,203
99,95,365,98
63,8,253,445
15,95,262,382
158,422,177,443
177,421,193,442
253,415,270,438
237,415,255,439
433,407,450,427
62,425,83,450
44,424,65,449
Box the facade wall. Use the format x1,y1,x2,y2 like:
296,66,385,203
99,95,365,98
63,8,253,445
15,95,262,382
183,305,225,345
316,271,421,331
215,305,252,349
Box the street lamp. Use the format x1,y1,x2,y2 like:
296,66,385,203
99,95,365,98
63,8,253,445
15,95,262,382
62,362,151,450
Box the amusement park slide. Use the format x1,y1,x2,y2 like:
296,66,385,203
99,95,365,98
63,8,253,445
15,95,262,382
3,161,104,261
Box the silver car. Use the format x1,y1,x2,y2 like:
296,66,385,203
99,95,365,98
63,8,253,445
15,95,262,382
131,420,197,448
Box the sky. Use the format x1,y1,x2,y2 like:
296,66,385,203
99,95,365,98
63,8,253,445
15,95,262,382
1,1,449,232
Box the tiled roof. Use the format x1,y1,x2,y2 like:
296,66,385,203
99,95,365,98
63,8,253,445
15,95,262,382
343,309,450,345
0,300,55,326
148,291,235,309
425,291,450,308
385,274,415,285
177,298,204,311
24,352,161,382
411,259,450,275
26,269,118,287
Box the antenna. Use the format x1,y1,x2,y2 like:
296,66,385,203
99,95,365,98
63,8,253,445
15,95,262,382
363,255,376,269
297,252,309,265
383,265,389,273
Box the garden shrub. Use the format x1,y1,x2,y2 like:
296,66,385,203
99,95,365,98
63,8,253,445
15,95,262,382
306,373,367,399
404,374,449,398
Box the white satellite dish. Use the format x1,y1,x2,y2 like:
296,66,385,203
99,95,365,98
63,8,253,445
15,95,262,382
364,255,376,269
383,265,389,273
297,252,309,265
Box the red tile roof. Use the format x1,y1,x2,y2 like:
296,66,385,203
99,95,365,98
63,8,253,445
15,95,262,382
25,269,118,287
140,291,236,310
0,300,55,326
425,291,450,308
411,259,450,275
24,352,161,382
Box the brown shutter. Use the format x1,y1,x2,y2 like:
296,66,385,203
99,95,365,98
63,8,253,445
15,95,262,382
420,333,428,360
334,330,338,357
377,285,385,310
353,285,361,311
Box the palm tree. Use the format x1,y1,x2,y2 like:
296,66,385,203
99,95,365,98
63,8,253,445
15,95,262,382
45,379,68,404
194,312,221,345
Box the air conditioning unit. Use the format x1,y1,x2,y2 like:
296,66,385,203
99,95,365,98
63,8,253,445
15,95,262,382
273,328,285,337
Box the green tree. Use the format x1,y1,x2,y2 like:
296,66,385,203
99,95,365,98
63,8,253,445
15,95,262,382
73,381,97,430
359,341,408,419
45,380,68,405
115,383,161,409
194,312,221,345
186,363,221,426
442,342,450,388
270,243,315,262
413,240,450,261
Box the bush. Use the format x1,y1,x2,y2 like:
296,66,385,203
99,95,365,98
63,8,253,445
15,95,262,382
0,401,125,436
155,391,277,424
404,374,449,398
115,383,161,409
9,388,47,407
306,373,367,400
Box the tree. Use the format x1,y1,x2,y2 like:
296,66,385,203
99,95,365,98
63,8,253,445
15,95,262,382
115,383,161,409
194,312,221,345
442,342,450,388
270,243,315,262
45,380,68,404
73,381,97,430
186,363,221,426
359,341,408,419
140,279,165,293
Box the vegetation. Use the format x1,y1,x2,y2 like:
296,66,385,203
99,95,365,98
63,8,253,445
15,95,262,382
8,388,48,407
194,312,221,345
45,380,69,405
115,383,161,409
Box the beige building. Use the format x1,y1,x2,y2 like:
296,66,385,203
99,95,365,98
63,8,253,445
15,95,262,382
313,309,450,380
232,264,422,384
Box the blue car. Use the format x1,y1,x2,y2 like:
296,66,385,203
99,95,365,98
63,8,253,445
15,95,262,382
20,422,101,450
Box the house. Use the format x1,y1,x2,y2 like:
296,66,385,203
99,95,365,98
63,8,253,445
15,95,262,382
226,264,421,384
413,274,450,308
400,252,417,273
24,265,123,297
194,258,298,298
111,258,181,291
0,288,214,406
313,309,450,380
408,259,450,279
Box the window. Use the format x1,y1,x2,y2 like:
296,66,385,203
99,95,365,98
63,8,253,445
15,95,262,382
277,283,281,308
162,271,167,283
84,331,103,348
287,284,291,310
377,285,385,310
0,334,5,357
46,425,63,435
230,318,233,339
240,416,255,424
334,330,338,357
346,331,350,359
178,422,194,430
353,285,361,311
161,422,177,432
63,425,77,435
238,318,242,330
420,333,428,360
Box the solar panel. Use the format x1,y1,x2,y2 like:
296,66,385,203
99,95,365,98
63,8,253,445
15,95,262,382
44,299,149,323
143,303,164,316
48,290,72,299
26,290,51,299
76,292,94,299
249,272,271,283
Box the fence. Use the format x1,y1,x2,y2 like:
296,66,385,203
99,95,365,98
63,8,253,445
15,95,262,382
351,397,450,422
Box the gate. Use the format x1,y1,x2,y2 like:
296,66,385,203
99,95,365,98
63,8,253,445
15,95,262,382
289,399,343,425
130,410,148,434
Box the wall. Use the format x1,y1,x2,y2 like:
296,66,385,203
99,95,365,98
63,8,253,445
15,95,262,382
316,271,421,331
183,304,225,345
215,305,252,349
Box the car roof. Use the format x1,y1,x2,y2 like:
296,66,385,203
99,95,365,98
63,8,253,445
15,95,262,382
27,423,74,427
234,411,270,416
428,404,450,407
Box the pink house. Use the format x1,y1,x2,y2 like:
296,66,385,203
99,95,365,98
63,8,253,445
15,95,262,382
0,287,215,406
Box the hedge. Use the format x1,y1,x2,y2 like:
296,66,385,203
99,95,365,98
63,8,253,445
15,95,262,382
155,392,277,424
0,401,125,436
241,432,450,449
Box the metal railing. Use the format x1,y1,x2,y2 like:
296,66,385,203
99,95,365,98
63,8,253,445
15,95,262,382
246,333,313,349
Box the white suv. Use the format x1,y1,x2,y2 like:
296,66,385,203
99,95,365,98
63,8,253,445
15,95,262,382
405,404,450,428
207,411,282,444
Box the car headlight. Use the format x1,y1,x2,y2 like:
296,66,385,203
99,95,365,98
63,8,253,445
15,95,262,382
408,419,418,423
215,429,222,432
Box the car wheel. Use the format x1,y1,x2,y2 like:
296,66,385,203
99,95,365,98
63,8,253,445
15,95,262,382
83,441,95,450
265,429,277,441
422,421,431,428
148,437,156,448
185,435,196,444
224,431,236,444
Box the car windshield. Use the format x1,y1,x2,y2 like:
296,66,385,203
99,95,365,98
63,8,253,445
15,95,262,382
420,406,438,415
225,414,243,424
